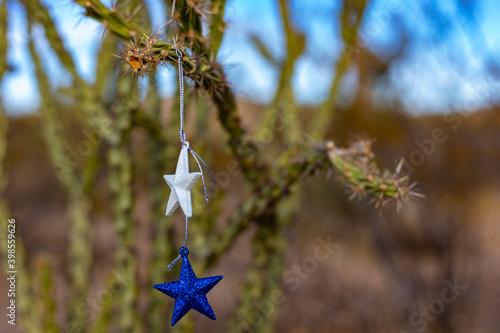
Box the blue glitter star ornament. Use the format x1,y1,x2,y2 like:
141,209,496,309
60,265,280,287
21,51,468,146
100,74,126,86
153,247,223,326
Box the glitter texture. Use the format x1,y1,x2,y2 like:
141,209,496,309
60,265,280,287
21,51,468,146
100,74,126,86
164,145,201,217
153,247,223,326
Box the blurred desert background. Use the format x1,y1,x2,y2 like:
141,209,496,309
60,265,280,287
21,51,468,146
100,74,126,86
1,0,500,333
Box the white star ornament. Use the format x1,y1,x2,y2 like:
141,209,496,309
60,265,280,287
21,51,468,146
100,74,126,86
164,145,201,217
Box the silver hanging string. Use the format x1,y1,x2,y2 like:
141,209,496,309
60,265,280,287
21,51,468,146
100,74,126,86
166,41,217,271
175,42,186,143
167,216,189,271
173,41,216,202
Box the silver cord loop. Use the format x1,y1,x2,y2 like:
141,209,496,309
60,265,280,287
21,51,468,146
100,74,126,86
189,148,217,202
167,255,181,272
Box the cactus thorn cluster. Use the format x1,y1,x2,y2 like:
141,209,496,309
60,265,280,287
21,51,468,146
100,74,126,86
114,34,172,79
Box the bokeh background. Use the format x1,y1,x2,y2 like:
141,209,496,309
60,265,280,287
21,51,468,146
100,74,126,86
1,0,500,332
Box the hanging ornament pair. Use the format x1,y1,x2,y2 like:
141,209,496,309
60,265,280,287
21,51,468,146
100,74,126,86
153,43,222,326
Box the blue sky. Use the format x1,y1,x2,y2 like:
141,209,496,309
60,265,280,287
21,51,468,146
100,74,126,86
2,0,500,115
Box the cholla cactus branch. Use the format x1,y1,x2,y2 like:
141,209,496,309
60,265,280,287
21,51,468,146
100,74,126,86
209,0,227,56
23,0,81,78
75,0,140,39
28,25,92,330
0,13,40,332
0,7,43,333
107,77,142,332
35,257,59,332
326,140,423,209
